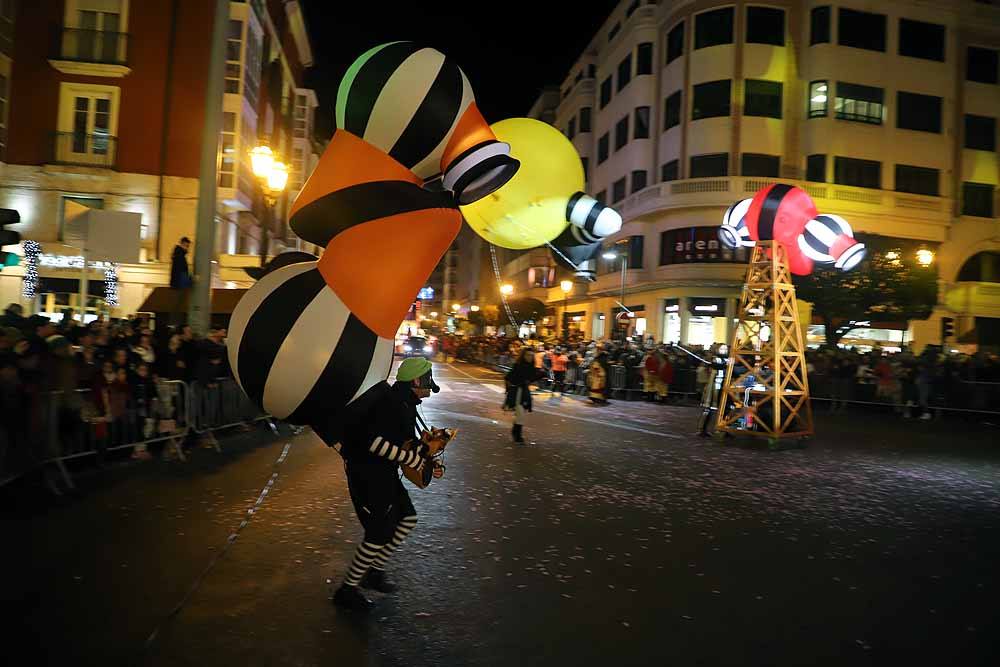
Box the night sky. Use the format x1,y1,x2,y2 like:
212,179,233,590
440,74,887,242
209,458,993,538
300,1,621,140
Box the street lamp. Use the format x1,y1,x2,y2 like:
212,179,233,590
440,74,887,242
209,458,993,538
560,279,573,341
603,241,630,341
470,305,480,312
452,303,461,311
250,143,289,266
500,283,514,297
916,248,935,267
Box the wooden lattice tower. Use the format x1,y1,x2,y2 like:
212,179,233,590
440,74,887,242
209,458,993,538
716,241,814,441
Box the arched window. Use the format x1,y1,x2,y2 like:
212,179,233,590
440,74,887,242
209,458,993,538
956,251,1000,283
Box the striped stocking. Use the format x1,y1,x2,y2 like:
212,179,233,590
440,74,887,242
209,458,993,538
343,541,385,587
368,515,418,571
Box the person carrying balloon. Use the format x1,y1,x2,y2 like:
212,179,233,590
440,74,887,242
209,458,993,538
316,358,445,612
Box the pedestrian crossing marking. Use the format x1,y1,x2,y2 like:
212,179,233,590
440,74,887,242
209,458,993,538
484,384,505,394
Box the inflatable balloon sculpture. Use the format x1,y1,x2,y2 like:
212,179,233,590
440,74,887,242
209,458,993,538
717,184,866,276
460,117,622,281
228,42,520,423
227,43,622,427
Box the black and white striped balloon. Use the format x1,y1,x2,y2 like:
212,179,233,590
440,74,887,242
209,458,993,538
718,198,755,249
227,261,395,424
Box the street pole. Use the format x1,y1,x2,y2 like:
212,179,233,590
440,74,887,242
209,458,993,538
188,0,228,336
563,293,568,341
619,255,628,341
259,203,270,267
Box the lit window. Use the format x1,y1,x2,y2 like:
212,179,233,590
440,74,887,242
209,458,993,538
834,82,884,125
808,81,828,118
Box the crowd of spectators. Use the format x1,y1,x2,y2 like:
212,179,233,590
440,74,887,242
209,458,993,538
1,302,232,472
440,330,1000,417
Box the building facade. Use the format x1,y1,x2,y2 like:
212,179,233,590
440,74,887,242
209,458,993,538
516,0,1000,350
0,0,320,319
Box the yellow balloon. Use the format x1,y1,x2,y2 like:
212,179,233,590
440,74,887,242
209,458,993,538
460,118,584,250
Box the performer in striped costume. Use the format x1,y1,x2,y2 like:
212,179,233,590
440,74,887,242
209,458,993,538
315,358,444,612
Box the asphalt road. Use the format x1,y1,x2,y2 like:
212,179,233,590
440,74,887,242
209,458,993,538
3,360,1000,667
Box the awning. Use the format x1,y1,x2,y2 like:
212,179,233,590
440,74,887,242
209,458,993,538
138,287,247,315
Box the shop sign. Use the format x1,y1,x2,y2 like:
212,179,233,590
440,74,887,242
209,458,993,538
660,227,749,265
39,254,112,270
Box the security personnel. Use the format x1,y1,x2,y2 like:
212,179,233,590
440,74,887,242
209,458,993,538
322,357,444,612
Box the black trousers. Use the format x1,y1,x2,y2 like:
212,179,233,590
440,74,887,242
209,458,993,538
344,458,416,545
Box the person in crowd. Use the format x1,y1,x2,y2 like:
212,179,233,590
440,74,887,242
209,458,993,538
1,303,25,329
156,333,187,381
587,346,611,405
131,334,156,368
170,237,192,289
504,347,547,444
550,347,569,395
130,363,156,460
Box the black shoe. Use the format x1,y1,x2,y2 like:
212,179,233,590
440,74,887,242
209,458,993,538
360,569,397,594
332,584,373,612
512,424,525,444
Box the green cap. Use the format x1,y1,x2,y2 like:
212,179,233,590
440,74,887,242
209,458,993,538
396,357,432,382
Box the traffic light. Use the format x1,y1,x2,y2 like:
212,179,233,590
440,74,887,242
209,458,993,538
941,316,955,342
0,208,21,270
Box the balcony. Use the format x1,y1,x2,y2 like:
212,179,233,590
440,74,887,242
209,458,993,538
616,176,952,242
50,28,131,77
51,132,118,169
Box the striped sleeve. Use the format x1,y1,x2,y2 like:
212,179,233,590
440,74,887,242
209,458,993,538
368,436,425,469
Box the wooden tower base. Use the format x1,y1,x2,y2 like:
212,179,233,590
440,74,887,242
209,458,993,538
716,241,814,441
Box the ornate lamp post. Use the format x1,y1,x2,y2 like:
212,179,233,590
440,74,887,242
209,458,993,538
560,279,573,340
250,144,289,267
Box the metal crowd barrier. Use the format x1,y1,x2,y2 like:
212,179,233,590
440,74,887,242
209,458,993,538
1,378,274,490
806,374,1000,416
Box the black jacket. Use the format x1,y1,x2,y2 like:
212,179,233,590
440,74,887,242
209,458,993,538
314,381,421,464
170,245,191,288
504,361,545,411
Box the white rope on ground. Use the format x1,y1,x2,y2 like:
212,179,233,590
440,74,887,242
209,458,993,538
140,441,293,657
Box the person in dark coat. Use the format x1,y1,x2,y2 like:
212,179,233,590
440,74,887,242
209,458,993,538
170,237,192,288
504,347,547,444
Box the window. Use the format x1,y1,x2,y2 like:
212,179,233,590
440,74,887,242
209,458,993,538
219,111,237,187
897,92,942,133
899,19,945,62
895,164,939,196
637,42,653,75
595,190,607,205
695,8,734,49
744,79,782,118
567,117,576,140
664,91,681,130
628,235,644,269
291,146,305,190
962,182,994,217
666,22,684,63
965,114,996,151
72,4,123,64
0,73,7,158
806,154,826,182
225,20,242,94
834,156,881,189
967,47,999,84
692,80,731,120
809,80,828,118
741,153,779,177
243,25,262,108
581,157,589,181
661,159,679,182
838,8,886,52
626,0,639,17
690,153,728,178
580,107,592,132
598,133,609,163
612,177,627,203
634,106,650,139
600,76,612,108
835,82,884,124
615,115,629,150
608,22,621,42
810,6,830,45
57,82,120,164
617,54,632,92
294,94,309,139
631,170,648,193
746,6,784,46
